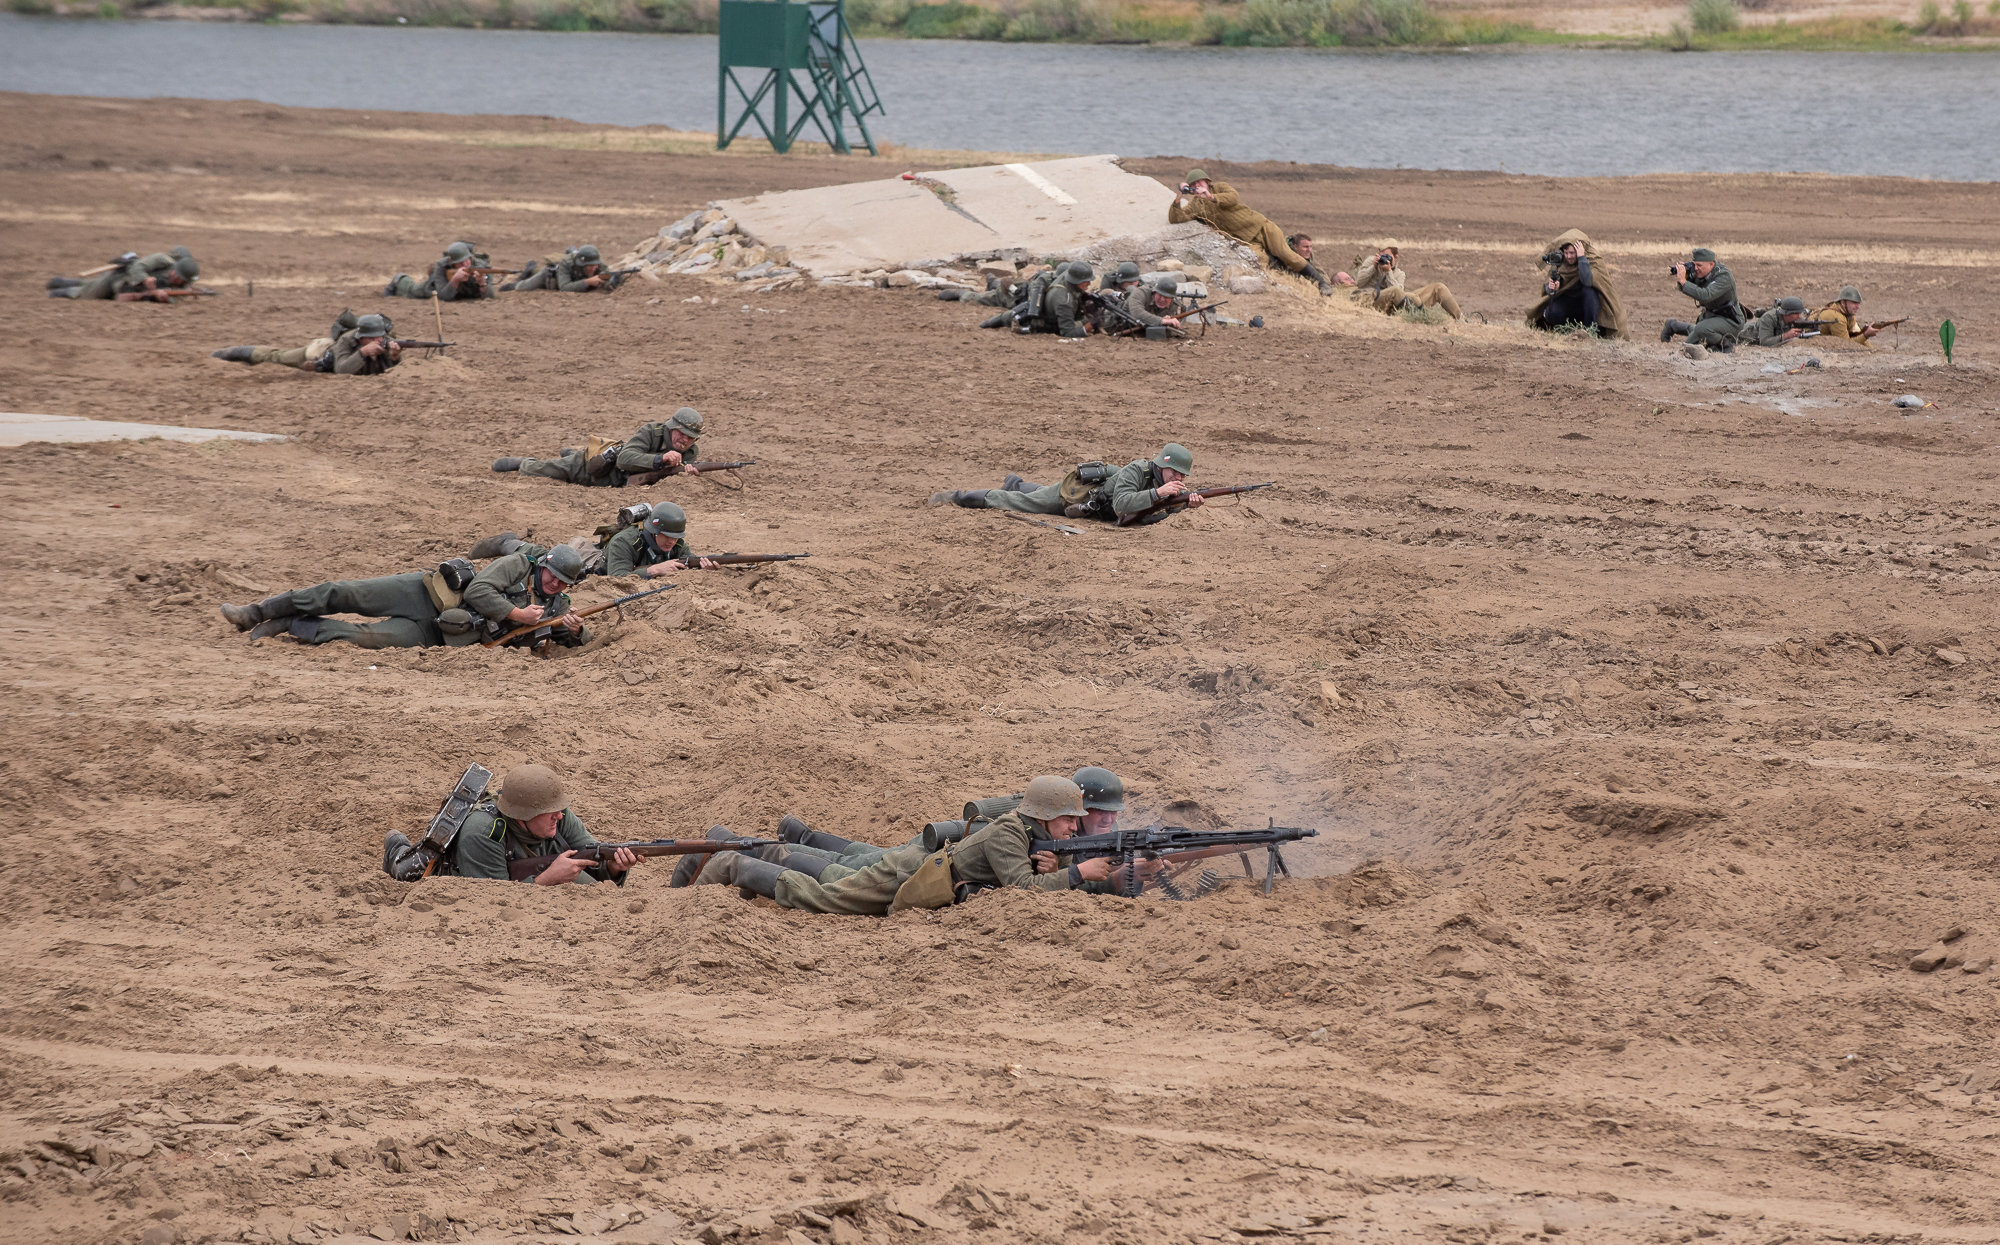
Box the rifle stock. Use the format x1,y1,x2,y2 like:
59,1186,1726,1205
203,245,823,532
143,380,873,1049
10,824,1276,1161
506,837,777,881
1116,481,1275,527
479,581,676,649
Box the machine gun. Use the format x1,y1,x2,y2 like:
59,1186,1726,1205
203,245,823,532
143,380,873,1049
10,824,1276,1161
1029,820,1319,897
1116,480,1275,527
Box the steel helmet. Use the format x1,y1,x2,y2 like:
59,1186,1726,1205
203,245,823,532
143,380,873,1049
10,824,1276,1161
1071,766,1125,812
1151,443,1194,474
1064,261,1094,285
445,242,475,263
642,501,688,537
541,544,585,585
1777,296,1807,315
667,407,704,437
1113,261,1141,285
1153,275,1180,296
1017,775,1086,821
574,244,601,263
1838,285,1861,303
354,314,391,339
174,256,200,280
496,764,570,820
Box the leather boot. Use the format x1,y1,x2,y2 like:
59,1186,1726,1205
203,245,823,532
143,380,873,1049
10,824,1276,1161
219,592,296,631
492,458,523,473
672,825,749,887
469,531,521,559
979,312,1011,329
288,617,321,643
248,617,292,640
1303,262,1336,296
382,831,414,876
45,276,81,290
382,275,406,296
211,346,256,364
1661,319,1692,342
952,490,989,510
720,853,788,901
1002,474,1039,493
779,815,857,853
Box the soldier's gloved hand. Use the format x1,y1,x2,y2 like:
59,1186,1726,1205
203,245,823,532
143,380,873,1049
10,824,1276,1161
536,851,591,886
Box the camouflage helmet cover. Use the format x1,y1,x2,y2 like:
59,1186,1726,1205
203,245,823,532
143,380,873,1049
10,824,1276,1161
1152,442,1195,474
642,500,688,537
1017,775,1087,821
540,544,586,585
496,763,570,820
1071,766,1126,812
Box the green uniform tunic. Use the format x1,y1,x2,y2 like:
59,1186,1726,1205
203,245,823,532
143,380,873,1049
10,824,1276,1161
1021,281,1089,338
1677,263,1743,349
390,256,494,301
516,421,699,488
1106,457,1178,526
601,527,695,578
463,546,590,647
513,255,619,293
1738,306,1801,347
246,328,401,374
451,801,622,885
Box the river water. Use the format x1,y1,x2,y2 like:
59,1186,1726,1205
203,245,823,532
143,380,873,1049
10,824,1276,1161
3,13,1996,180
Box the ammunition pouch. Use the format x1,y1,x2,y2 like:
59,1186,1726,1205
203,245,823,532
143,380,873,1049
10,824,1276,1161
436,607,483,647
889,847,959,913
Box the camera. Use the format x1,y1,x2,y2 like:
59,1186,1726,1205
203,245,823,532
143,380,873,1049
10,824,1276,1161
1540,251,1563,266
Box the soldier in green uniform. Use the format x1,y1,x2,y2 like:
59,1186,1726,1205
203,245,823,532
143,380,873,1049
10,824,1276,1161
216,545,587,649
1660,247,1742,351
384,241,494,301
696,775,1116,914
49,249,200,301
930,444,1206,524
492,407,707,488
210,311,404,374
1117,275,1187,333
1738,296,1815,347
384,764,640,886
506,245,626,293
981,262,1092,337
601,501,717,578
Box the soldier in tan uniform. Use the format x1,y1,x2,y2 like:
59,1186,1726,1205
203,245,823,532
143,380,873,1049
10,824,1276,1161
1167,169,1334,294
1337,242,1462,320
1813,285,1881,345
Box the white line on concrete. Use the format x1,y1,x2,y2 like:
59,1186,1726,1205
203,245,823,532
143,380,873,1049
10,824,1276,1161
0,414,288,448
1004,163,1078,206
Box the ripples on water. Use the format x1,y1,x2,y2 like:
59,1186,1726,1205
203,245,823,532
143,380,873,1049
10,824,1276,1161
2,13,1996,179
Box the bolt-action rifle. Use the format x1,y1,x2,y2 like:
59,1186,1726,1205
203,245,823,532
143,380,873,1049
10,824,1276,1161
479,580,676,650
393,338,455,353
507,837,778,882
1116,480,1275,527
1030,820,1319,897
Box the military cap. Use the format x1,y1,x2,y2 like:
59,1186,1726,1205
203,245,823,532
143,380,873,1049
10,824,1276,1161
174,255,199,280
666,406,704,437
1071,766,1125,812
1153,275,1181,296
1839,285,1862,303
1690,247,1717,263
1018,775,1086,821
540,544,585,585
354,314,391,339
444,241,475,262
1064,261,1094,285
1113,261,1141,284
496,764,570,820
169,246,193,260
574,244,601,263
1152,443,1195,474
1778,296,1807,314
1185,168,1210,183
642,500,688,537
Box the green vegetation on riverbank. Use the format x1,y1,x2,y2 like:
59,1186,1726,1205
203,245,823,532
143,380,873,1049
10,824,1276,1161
10,0,2000,48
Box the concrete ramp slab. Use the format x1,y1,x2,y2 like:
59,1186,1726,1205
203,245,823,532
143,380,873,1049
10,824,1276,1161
0,414,288,448
717,155,1177,277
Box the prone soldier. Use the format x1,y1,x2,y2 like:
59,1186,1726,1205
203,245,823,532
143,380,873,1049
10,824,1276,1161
210,310,403,374
384,241,495,301
382,764,639,887
506,245,630,293
48,248,200,302
601,501,717,578
1739,296,1815,347
929,443,1207,524
1813,285,1886,345
979,261,1093,337
216,544,590,650
492,407,708,488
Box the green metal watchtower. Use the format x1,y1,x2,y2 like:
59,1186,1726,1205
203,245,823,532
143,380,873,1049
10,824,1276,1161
717,0,883,155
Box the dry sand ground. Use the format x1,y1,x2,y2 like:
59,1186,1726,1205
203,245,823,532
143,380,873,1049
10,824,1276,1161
4,94,2000,1245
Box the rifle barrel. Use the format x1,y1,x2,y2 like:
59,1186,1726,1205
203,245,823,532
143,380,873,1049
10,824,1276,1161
702,553,810,567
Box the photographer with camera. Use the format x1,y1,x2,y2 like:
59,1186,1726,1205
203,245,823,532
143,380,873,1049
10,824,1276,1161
1168,169,1334,295
1526,229,1625,338
1660,247,1742,352
1344,241,1462,321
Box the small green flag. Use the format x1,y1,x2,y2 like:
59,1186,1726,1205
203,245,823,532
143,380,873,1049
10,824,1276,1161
1940,318,1956,364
